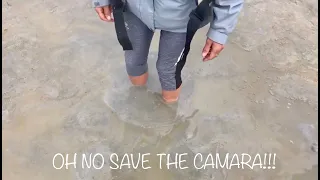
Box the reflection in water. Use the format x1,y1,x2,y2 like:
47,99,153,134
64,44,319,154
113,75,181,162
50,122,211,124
103,85,204,179
104,86,182,128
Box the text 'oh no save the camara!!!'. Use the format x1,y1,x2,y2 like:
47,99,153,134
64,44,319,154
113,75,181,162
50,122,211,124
53,152,277,170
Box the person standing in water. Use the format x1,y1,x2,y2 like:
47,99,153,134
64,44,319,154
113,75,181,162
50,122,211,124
92,0,243,103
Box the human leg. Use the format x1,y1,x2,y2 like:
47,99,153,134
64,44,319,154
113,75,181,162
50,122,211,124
156,30,186,103
124,11,154,86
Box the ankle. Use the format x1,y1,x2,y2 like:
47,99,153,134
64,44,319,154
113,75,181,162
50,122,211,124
162,86,181,103
162,96,179,103
129,72,148,86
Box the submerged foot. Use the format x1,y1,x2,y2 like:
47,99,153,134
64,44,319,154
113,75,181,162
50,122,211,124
161,86,182,104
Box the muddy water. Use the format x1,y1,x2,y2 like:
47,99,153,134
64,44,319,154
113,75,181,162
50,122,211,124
2,0,318,179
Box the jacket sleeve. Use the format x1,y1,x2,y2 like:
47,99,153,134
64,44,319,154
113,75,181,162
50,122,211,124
92,0,110,8
207,0,244,45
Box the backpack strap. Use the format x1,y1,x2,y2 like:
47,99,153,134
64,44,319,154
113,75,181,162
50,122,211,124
175,0,214,88
110,0,133,50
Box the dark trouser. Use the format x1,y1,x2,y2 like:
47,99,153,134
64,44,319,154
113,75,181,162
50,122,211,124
124,12,186,91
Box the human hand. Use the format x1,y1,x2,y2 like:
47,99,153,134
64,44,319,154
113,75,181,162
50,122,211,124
202,38,224,61
95,6,114,22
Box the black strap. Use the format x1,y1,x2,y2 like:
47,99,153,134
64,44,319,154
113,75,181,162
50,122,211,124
183,0,213,59
175,0,213,88
110,0,133,50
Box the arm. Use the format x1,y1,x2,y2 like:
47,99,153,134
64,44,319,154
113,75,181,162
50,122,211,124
206,0,244,45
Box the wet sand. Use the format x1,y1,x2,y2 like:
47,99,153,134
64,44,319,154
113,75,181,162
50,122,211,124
2,0,318,179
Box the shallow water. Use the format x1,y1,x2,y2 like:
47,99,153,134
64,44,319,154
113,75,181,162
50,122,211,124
2,0,318,179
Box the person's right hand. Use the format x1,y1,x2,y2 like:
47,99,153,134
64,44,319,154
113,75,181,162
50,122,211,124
95,6,114,22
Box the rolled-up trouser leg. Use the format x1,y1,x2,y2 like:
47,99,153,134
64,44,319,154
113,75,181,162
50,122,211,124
157,30,187,91
123,11,154,77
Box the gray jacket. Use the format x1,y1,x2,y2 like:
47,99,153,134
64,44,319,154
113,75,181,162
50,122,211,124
92,0,243,45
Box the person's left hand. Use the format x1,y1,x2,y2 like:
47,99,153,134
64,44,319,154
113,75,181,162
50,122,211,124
202,38,224,62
